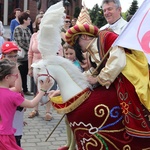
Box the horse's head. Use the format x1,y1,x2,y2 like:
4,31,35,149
32,60,55,104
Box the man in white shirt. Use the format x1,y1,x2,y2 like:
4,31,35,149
100,0,127,34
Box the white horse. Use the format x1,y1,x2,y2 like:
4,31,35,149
32,55,150,150
32,56,90,103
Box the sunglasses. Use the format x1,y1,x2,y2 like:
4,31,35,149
65,21,71,23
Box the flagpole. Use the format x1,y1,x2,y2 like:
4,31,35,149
45,114,65,142
91,47,112,76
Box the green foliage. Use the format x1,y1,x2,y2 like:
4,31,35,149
74,6,81,18
122,12,128,20
121,0,139,22
89,4,107,28
89,4,99,24
128,0,138,15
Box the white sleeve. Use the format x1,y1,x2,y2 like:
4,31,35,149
97,46,126,83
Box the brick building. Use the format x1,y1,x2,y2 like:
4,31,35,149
0,0,82,25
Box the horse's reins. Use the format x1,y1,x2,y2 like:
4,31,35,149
37,68,55,81
36,68,55,105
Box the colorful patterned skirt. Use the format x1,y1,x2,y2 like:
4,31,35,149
67,78,150,150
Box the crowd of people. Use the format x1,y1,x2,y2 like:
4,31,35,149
0,0,150,149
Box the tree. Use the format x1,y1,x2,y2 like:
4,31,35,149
95,7,107,28
74,6,81,18
89,4,106,28
128,0,138,15
122,11,128,20
89,4,99,25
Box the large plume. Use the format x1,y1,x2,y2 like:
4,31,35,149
38,1,65,59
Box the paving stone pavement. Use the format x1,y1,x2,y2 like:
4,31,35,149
23,95,67,150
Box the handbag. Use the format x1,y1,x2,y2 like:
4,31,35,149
17,46,26,59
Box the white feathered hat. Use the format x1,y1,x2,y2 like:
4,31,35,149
37,1,65,59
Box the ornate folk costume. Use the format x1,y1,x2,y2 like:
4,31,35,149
94,30,150,137
64,4,150,149
64,30,150,149
32,2,150,149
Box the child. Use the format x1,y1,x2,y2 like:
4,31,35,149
1,41,27,147
1,42,22,91
0,59,51,150
63,43,82,71
1,41,24,147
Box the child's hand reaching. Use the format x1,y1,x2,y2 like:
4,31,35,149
48,90,61,98
40,90,61,106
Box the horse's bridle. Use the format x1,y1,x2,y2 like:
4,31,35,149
36,68,56,105
37,68,55,81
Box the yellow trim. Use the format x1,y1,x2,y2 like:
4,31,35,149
78,24,86,32
70,27,78,34
89,25,94,34
50,96,63,104
53,91,91,114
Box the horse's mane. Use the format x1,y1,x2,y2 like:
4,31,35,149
34,56,91,89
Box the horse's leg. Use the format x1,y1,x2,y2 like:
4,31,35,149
68,128,76,150
65,117,76,150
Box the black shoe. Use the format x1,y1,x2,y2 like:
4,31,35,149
24,91,34,96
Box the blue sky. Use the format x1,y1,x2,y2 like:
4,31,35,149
83,0,143,12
